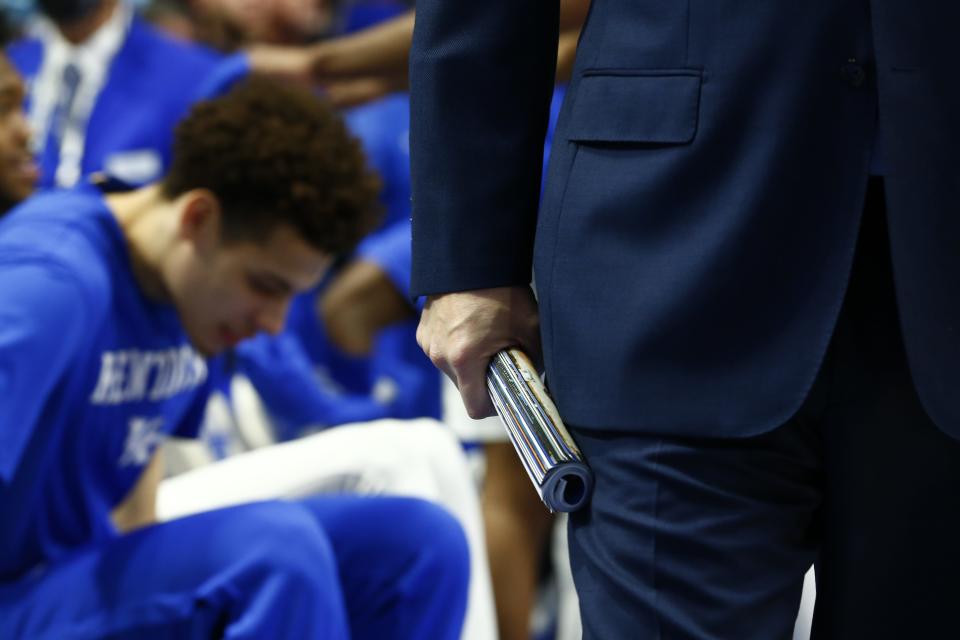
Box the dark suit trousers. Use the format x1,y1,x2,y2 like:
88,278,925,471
567,179,960,639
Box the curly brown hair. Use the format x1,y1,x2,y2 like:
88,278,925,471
162,75,381,254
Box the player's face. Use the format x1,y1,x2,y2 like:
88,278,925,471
0,58,37,213
173,223,333,356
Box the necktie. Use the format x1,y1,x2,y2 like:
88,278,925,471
40,62,82,186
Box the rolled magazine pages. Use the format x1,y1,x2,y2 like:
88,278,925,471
486,349,594,512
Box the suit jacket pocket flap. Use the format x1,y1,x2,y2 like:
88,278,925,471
567,70,702,144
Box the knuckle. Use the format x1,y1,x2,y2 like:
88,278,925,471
447,337,479,370
448,348,473,372
415,326,426,350
426,345,446,369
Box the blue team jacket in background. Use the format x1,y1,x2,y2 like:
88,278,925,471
8,16,249,189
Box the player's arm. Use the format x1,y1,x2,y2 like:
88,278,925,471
296,0,581,78
110,369,215,532
0,260,98,484
236,332,390,436
111,448,163,533
245,10,414,106
320,261,416,357
248,1,584,107
560,0,590,31
556,5,586,84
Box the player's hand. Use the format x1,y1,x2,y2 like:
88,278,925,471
417,286,541,419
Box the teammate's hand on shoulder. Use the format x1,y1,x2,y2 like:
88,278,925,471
417,286,541,419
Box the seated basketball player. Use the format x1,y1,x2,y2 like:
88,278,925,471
0,76,469,639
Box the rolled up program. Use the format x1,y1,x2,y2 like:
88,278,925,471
486,348,594,512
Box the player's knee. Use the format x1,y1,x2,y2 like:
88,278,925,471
216,501,339,589
195,501,347,634
390,498,471,594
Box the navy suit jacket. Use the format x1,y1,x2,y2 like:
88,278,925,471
410,1,960,438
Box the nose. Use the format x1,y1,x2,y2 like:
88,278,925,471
254,297,291,336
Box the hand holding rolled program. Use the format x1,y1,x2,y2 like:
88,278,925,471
486,348,593,512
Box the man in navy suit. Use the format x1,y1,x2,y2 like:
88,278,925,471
410,1,960,637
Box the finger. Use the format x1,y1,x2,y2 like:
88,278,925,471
458,379,496,419
415,313,428,352
514,326,544,372
454,360,497,419
421,335,459,387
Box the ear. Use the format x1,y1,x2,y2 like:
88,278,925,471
176,189,222,252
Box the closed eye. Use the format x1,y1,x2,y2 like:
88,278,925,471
246,272,292,297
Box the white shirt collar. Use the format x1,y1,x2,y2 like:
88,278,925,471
27,2,134,187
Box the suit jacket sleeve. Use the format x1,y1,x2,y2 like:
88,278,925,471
409,0,560,297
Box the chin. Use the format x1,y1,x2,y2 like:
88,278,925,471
15,183,35,203
0,190,26,216
185,331,220,358
195,344,219,358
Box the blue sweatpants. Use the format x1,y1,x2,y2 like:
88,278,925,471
0,495,469,639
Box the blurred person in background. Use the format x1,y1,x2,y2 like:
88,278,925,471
7,0,250,188
0,50,36,213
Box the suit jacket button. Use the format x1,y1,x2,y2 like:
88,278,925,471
841,59,866,87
